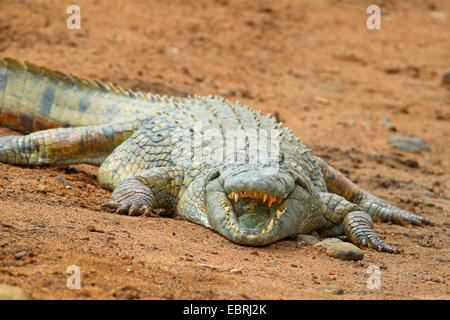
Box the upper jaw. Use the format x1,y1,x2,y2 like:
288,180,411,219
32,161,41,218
222,165,296,198
226,190,287,208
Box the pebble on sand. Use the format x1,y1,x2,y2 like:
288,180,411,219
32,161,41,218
0,284,28,300
229,268,242,274
314,238,364,261
380,117,397,132
313,238,343,248
325,242,364,261
317,284,344,295
297,234,319,246
388,136,431,152
442,69,450,86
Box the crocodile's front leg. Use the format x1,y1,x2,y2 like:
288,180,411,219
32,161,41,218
318,192,396,253
315,157,430,226
96,116,185,216
102,167,184,216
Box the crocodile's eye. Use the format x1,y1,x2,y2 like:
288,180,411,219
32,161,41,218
279,152,285,165
206,169,220,182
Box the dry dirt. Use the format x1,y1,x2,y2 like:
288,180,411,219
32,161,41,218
0,0,449,300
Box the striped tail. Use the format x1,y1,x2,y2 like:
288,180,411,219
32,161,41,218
0,58,162,134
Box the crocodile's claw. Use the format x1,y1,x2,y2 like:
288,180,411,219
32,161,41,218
102,178,155,216
102,200,152,216
344,211,397,253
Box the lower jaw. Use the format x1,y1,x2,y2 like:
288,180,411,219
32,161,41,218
226,229,280,246
223,215,282,246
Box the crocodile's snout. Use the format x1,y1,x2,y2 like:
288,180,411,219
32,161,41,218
206,166,312,246
223,167,295,200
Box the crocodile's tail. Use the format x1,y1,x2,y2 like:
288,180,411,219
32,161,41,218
0,58,160,134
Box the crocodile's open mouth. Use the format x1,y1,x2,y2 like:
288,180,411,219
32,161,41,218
220,190,289,238
205,165,313,246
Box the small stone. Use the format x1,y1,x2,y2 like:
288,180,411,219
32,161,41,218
318,284,344,295
389,136,431,152
56,176,70,185
431,11,448,20
320,83,344,92
313,96,330,104
442,69,450,86
297,234,319,246
325,242,364,261
380,117,397,132
230,268,242,274
0,284,27,300
313,238,342,249
198,263,219,270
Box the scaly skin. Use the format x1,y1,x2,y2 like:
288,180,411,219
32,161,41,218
0,58,431,253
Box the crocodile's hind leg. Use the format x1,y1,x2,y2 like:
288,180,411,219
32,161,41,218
319,192,396,253
0,121,142,166
315,157,430,225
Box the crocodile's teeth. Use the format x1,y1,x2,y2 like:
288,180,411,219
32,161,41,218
267,219,274,233
276,209,284,220
227,190,284,208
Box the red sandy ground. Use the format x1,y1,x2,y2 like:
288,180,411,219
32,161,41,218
0,0,449,299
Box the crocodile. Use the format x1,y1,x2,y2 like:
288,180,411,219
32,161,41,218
0,58,430,252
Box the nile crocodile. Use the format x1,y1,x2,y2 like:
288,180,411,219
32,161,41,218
0,58,430,252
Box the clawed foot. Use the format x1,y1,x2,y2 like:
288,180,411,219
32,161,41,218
102,178,155,216
344,211,397,253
